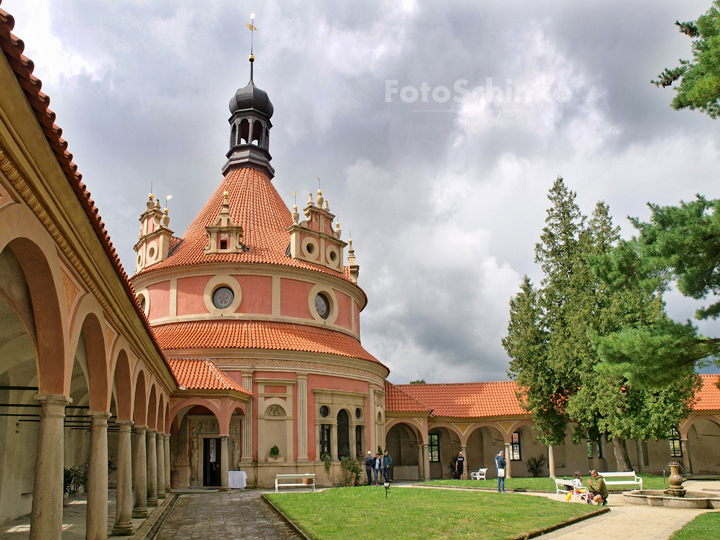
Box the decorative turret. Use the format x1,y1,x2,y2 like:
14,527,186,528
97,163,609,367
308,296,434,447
223,49,274,178
287,189,347,273
204,191,247,254
134,194,175,273
347,238,360,283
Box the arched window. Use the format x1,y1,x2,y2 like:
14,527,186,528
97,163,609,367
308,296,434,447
252,120,263,145
355,425,362,458
337,409,349,458
230,123,237,148
239,119,249,144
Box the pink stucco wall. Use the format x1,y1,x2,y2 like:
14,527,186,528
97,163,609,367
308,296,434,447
280,279,313,319
177,276,210,316
147,281,170,320
353,300,360,334
233,275,272,314
335,291,352,330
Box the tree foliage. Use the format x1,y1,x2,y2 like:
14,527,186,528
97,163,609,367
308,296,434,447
504,178,698,470
592,196,720,388
652,1,720,118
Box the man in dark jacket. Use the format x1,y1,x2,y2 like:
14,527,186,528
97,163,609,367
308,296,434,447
364,451,374,485
383,450,392,483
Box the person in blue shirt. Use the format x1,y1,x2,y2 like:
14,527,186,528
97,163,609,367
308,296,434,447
364,451,374,486
495,450,507,493
374,453,382,485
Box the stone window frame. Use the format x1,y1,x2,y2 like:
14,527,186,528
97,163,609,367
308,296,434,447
313,389,368,461
307,283,339,325
301,237,320,261
510,431,522,461
669,427,682,458
203,274,243,315
429,432,440,462
136,290,150,317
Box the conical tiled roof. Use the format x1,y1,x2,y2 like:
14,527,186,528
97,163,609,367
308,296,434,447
137,167,356,283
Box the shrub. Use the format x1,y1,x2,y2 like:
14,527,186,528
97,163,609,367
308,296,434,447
64,464,88,497
269,445,280,458
525,455,547,477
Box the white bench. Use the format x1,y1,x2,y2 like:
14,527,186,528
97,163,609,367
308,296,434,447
274,473,316,493
554,478,588,502
470,468,488,480
598,471,643,490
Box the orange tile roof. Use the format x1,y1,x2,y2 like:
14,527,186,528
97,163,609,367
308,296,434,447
152,320,386,367
385,381,432,413
137,167,364,294
166,358,250,394
393,381,525,418
695,374,720,411
0,5,176,384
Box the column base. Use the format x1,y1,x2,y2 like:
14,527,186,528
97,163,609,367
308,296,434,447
132,508,148,519
158,493,166,499
220,487,231,492
111,523,135,536
147,498,158,507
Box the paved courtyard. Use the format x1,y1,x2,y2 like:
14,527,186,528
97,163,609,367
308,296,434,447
156,491,302,540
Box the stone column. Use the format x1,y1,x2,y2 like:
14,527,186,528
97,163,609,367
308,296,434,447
87,411,112,540
548,445,556,478
132,425,148,518
29,394,72,540
368,386,375,453
417,445,424,480
423,443,431,481
636,442,644,473
330,423,338,462
220,435,230,491
297,375,308,461
504,443,512,479
349,422,357,459
113,420,134,536
156,433,166,499
241,373,253,463
164,434,171,492
681,438,693,474
146,429,158,507
460,445,467,479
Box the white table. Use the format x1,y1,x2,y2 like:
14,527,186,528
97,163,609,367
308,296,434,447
228,471,247,490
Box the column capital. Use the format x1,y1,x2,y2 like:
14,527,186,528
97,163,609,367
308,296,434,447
220,434,229,440
34,394,72,418
117,419,134,428
421,443,428,448
297,374,308,380
164,433,171,440
134,425,147,434
87,410,112,422
147,428,157,435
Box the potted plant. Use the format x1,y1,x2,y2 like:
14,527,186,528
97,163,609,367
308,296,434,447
341,456,363,486
269,445,280,460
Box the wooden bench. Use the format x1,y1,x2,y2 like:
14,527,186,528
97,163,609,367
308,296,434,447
554,478,588,502
274,473,316,493
470,468,488,481
598,471,643,490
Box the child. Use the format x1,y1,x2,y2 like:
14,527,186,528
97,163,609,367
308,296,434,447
566,471,588,502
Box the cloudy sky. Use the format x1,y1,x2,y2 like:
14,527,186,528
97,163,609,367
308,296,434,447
6,0,720,383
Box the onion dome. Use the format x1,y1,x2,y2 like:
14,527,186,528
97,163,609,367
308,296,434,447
229,80,274,119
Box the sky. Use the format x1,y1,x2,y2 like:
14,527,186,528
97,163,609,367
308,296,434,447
5,0,720,383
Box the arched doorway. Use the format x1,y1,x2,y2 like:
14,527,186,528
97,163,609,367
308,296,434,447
687,419,720,474
428,426,463,479
386,423,422,480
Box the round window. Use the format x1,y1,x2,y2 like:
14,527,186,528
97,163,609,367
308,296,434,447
319,405,329,418
314,293,330,320
306,243,315,254
355,407,361,419
138,296,146,311
212,286,235,310
148,247,156,259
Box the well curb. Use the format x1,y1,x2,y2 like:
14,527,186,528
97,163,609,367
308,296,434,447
261,494,313,540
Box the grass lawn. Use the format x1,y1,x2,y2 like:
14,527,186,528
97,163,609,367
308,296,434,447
265,486,600,539
421,474,671,492
669,512,720,540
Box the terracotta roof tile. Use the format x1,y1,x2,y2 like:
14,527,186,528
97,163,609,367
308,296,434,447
695,374,720,411
0,5,175,383
385,381,432,413
136,167,364,296
394,381,524,418
166,358,250,394
152,320,386,368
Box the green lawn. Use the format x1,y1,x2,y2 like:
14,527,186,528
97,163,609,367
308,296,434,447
265,486,600,540
669,512,720,540
421,474,671,492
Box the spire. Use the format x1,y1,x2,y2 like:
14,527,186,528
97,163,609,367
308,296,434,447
224,15,274,178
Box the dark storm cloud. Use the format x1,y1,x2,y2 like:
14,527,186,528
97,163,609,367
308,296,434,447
7,0,719,383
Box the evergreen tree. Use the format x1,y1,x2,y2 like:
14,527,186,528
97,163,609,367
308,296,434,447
652,1,720,118
504,179,698,471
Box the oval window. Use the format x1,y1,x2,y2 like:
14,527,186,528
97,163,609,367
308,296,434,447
319,405,329,418
212,286,235,310
314,293,330,320
355,407,362,419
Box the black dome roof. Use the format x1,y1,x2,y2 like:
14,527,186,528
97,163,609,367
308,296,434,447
229,80,274,118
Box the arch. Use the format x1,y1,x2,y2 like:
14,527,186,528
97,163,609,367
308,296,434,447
157,393,166,434
239,119,249,144
504,419,537,442
385,418,427,444
679,414,720,438
251,120,263,145
168,397,222,428
1,233,66,395
74,313,109,412
427,421,465,442
147,384,158,430
113,349,133,420
134,370,148,426
165,402,171,434
463,421,515,445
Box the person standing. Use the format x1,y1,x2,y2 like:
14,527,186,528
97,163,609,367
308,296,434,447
383,450,392,483
495,450,506,493
364,451,374,486
455,451,465,480
374,453,382,485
